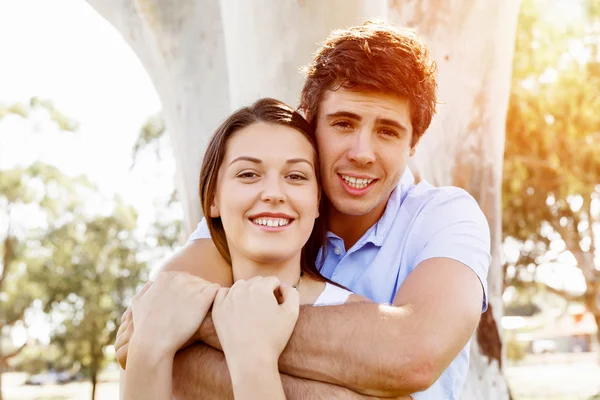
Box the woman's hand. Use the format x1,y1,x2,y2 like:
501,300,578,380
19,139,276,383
128,271,220,359
212,276,299,366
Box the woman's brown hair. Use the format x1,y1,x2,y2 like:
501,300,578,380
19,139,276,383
199,98,327,281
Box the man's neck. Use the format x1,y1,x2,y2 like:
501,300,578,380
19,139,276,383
327,197,389,250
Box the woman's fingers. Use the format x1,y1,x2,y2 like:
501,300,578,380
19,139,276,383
279,284,300,315
133,281,153,301
116,342,129,369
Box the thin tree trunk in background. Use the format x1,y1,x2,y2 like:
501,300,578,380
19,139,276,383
90,342,99,400
0,364,4,400
91,372,97,400
388,1,521,399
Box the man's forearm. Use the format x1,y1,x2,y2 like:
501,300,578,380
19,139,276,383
198,303,420,397
173,343,233,399
280,303,421,396
172,342,390,400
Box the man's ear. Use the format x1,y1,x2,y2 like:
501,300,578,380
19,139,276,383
409,135,422,157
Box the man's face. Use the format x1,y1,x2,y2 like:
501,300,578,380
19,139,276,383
314,88,416,219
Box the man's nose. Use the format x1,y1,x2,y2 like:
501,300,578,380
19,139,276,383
347,130,376,166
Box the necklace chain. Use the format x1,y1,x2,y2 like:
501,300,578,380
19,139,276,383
292,271,304,290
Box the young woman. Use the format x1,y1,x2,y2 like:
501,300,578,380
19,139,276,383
118,98,364,400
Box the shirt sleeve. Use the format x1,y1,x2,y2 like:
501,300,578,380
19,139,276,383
412,188,491,312
187,218,212,242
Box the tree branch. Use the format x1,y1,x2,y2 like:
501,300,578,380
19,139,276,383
0,235,16,290
1,340,28,363
515,279,585,303
5,306,28,327
587,196,597,268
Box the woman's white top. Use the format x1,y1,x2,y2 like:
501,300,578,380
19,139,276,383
313,282,353,306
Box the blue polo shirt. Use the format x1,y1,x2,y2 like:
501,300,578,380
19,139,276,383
188,169,491,399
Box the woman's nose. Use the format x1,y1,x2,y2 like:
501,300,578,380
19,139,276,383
260,177,286,203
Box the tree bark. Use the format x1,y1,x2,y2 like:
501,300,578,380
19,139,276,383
219,0,387,109
0,364,3,400
90,342,99,400
85,0,230,233
388,1,521,399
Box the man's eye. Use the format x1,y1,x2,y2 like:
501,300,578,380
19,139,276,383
380,129,398,137
333,121,353,129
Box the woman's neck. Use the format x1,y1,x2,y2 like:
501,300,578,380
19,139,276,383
229,253,303,288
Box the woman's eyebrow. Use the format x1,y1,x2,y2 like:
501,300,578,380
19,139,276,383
286,158,313,167
228,156,261,166
229,156,313,167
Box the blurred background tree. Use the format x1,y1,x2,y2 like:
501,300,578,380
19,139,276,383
0,101,180,400
0,100,82,399
504,0,600,344
41,204,147,400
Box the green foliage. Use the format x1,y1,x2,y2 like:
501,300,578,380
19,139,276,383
0,101,150,391
131,112,165,166
1,129,93,368
42,203,147,381
505,337,527,362
503,0,600,299
0,97,79,131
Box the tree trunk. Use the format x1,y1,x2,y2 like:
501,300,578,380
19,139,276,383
219,0,387,109
0,364,4,400
85,0,230,234
90,345,99,400
91,369,97,400
88,0,522,396
388,1,521,399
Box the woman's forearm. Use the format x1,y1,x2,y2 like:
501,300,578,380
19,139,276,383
123,339,174,400
228,358,285,400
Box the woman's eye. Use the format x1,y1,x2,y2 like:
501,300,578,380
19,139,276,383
287,173,307,181
237,171,258,179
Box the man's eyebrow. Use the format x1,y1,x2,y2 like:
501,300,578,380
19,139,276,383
325,111,362,121
375,118,408,132
326,112,408,132
228,156,313,167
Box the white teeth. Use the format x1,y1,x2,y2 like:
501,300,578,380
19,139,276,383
341,175,373,189
252,217,290,227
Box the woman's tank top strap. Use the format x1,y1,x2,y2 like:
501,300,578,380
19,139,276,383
313,282,353,306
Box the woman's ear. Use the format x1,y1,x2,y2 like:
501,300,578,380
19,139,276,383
209,201,220,218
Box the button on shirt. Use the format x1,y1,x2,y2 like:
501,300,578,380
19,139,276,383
188,169,491,400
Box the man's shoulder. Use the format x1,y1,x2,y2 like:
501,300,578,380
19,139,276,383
400,181,480,215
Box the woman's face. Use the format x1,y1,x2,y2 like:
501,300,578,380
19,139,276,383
211,122,320,267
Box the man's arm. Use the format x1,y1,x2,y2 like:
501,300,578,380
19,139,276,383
198,258,483,397
171,342,403,400
160,239,233,286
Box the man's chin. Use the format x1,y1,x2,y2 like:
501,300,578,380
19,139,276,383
331,200,376,218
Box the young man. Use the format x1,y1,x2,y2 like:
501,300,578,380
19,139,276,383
119,21,490,399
